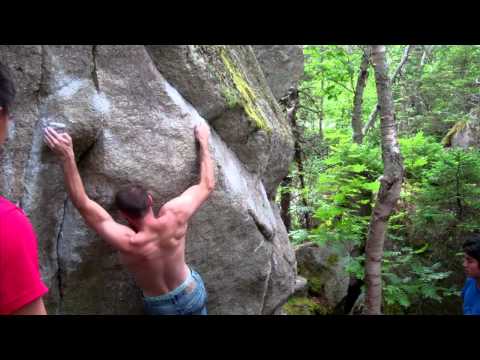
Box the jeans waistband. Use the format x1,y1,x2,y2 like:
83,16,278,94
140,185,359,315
143,267,194,301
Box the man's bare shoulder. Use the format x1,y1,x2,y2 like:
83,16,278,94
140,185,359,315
146,205,175,231
154,203,188,240
157,200,184,220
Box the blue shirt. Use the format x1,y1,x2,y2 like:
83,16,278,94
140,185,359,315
462,277,480,315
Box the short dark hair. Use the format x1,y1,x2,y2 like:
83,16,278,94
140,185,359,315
463,233,480,263
0,62,16,114
115,185,150,219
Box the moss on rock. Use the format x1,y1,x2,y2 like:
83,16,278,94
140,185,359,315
308,275,326,296
297,262,327,297
282,296,331,315
326,253,339,267
283,296,320,315
219,48,271,133
442,120,468,147
221,86,241,109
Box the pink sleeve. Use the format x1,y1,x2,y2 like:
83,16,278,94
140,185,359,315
0,209,48,314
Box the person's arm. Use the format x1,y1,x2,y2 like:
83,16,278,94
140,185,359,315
11,297,47,315
44,128,135,252
162,123,215,224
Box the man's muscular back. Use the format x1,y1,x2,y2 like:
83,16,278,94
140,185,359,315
119,204,191,296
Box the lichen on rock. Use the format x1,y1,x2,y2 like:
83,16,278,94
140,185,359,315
282,296,329,315
219,48,270,132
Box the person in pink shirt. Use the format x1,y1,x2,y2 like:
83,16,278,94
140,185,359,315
0,61,48,315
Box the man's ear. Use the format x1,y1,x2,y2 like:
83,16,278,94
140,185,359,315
147,194,153,207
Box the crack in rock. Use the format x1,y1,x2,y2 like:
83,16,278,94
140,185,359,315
55,196,68,314
248,208,274,242
259,253,273,314
91,45,100,92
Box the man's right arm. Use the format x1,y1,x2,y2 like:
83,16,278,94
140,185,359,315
11,297,47,315
44,128,135,252
61,148,136,252
162,123,215,224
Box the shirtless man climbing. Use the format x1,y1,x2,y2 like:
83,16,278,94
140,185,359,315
44,123,215,315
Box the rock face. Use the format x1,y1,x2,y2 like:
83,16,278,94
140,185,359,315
0,45,303,314
450,121,480,148
292,276,308,297
252,46,304,100
446,109,480,148
295,242,350,311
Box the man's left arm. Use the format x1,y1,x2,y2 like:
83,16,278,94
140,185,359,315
161,123,215,225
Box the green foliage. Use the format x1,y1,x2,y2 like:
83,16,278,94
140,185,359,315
399,132,444,181
280,46,480,314
345,255,365,280
307,129,382,247
382,247,455,311
396,45,480,139
301,45,378,133
344,246,456,312
413,148,480,246
287,130,461,313
289,229,310,245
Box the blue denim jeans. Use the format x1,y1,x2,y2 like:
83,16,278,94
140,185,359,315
143,268,207,315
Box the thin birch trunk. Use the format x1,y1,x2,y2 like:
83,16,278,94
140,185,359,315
364,45,404,315
362,45,412,138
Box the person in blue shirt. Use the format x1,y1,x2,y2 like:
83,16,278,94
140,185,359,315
462,235,480,315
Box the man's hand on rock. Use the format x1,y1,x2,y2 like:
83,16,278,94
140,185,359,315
194,123,210,144
43,127,74,161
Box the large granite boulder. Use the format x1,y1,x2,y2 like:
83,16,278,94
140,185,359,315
0,45,301,314
295,242,350,312
449,121,480,148
252,45,304,100
145,45,296,198
444,108,480,148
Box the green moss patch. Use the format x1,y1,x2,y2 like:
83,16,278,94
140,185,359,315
282,296,331,315
308,275,326,296
219,48,271,132
442,120,468,147
283,297,320,315
297,263,327,297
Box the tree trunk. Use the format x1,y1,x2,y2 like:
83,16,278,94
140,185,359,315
455,154,464,221
280,176,292,232
286,88,312,230
362,45,412,138
362,106,380,138
352,50,371,144
319,78,324,140
364,45,404,315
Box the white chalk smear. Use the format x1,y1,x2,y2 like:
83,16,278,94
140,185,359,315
57,78,86,99
92,92,111,114
7,120,15,140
